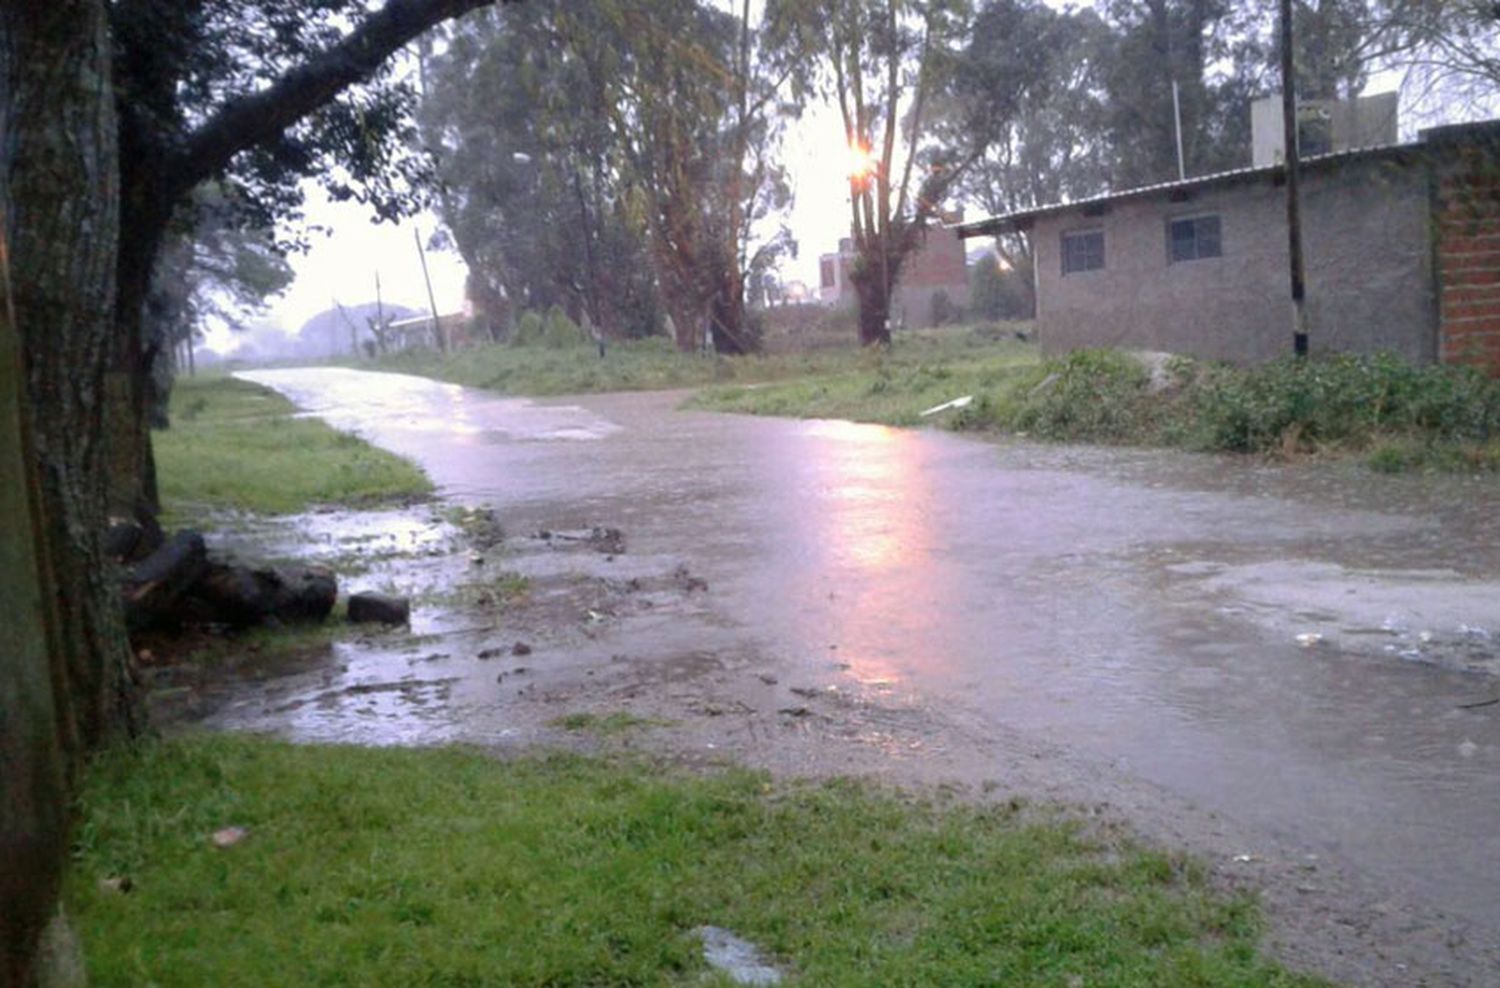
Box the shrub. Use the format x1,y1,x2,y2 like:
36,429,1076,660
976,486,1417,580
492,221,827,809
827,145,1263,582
1011,349,1151,442
930,289,960,326
1185,353,1500,454
511,310,546,347
542,306,589,348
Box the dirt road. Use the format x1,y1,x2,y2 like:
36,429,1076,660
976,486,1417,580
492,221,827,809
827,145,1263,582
220,367,1500,985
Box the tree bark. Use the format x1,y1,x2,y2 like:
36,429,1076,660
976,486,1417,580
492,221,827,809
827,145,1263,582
1,0,136,980
710,272,750,355
852,268,892,347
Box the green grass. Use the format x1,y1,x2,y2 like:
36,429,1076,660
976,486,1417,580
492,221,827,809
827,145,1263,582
548,711,669,735
695,346,1500,473
67,736,1321,987
365,326,1039,399
692,342,1042,428
155,375,432,519
417,569,531,610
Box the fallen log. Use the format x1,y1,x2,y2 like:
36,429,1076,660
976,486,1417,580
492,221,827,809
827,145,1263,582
122,531,208,631
186,561,337,628
347,591,410,625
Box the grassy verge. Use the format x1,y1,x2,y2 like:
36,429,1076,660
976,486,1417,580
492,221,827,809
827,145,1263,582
696,347,1500,472
364,325,1039,398
155,374,432,520
68,736,1318,987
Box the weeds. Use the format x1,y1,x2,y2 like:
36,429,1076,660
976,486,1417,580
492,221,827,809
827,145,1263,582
366,325,1038,398
697,345,1500,473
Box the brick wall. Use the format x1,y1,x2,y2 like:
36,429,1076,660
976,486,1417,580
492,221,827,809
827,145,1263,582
1437,156,1500,374
902,226,968,289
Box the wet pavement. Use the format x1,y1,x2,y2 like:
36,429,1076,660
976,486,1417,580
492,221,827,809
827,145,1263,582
229,366,1500,979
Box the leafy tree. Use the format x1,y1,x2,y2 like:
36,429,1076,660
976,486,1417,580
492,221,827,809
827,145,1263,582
1337,1,1500,113
968,251,1031,319
1292,0,1377,98
1092,0,1265,187
769,0,1038,345
2,3,504,974
422,0,796,355
947,0,1111,310
106,0,504,518
561,0,796,354
419,5,665,341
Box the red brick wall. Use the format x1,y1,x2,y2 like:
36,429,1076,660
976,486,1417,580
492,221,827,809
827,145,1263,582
1438,158,1500,374
902,227,968,290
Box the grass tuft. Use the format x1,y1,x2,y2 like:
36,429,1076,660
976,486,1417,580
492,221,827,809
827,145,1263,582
548,711,667,734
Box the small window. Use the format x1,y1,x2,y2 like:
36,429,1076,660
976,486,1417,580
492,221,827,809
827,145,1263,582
1061,229,1104,274
1167,215,1222,263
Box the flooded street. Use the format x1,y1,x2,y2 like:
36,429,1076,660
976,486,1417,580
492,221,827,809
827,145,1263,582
232,366,1500,980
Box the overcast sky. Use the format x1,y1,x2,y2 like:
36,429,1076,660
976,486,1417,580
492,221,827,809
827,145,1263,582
253,5,1455,347
259,97,852,341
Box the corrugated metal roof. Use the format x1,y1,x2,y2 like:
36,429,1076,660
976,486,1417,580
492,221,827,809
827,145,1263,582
954,141,1416,239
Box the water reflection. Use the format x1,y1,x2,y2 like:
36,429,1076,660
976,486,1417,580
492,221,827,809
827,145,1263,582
237,368,620,452
783,418,955,689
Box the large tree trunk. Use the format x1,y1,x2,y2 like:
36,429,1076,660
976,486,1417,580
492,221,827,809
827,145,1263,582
104,184,173,517
849,248,893,347
710,270,751,356
669,301,700,352
853,277,891,347
1,1,138,980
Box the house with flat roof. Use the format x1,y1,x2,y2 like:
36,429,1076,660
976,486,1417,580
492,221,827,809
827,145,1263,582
957,106,1500,375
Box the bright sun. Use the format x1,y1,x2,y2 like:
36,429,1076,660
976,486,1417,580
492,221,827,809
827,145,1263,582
847,140,876,182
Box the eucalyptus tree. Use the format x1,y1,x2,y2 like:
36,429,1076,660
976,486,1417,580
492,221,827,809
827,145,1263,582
423,0,797,355
944,0,1112,309
559,0,797,353
419,4,666,340
769,0,1041,345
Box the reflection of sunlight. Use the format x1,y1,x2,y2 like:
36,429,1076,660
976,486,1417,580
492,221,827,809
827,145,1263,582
809,420,918,570
797,419,946,687
804,418,900,444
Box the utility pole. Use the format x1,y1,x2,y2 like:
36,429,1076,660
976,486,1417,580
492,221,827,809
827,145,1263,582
334,295,358,357
374,271,386,354
1280,0,1309,356
1171,80,1187,182
413,227,446,353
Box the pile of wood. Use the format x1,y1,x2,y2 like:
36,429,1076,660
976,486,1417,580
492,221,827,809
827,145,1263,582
112,521,336,633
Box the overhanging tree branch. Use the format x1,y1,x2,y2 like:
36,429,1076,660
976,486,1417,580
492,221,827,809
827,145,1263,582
171,0,508,195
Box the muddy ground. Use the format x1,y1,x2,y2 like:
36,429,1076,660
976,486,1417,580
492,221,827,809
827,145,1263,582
143,367,1500,987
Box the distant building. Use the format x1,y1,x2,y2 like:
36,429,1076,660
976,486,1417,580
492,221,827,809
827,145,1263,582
959,99,1500,375
386,311,472,351
781,280,811,305
817,212,970,327
1250,92,1398,166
